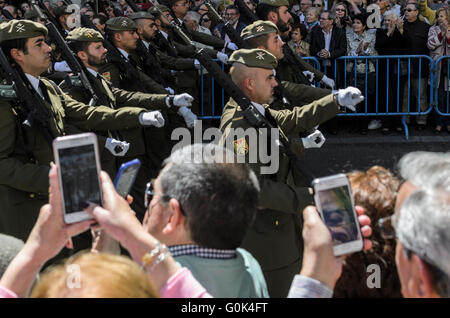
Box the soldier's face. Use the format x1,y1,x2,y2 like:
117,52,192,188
264,33,285,60
86,42,108,67
18,36,52,76
119,30,139,51
140,19,158,41
251,68,278,104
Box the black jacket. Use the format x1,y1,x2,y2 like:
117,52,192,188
399,19,431,77
309,26,347,60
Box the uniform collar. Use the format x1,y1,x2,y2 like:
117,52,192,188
160,30,169,40
25,73,41,96
86,67,99,78
251,101,266,117
142,40,150,50
117,47,129,60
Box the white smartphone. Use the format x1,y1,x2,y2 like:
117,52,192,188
53,133,102,224
312,173,363,256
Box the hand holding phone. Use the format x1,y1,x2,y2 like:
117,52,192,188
312,173,363,256
113,159,141,198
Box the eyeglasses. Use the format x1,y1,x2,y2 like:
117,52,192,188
313,4,323,7
377,215,396,240
202,18,210,22
145,181,171,209
405,8,417,12
225,12,237,16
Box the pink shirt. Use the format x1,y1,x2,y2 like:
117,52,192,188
160,267,212,298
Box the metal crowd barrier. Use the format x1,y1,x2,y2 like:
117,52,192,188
199,55,447,140
434,56,450,119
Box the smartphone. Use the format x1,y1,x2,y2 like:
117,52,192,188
312,173,363,256
53,133,102,224
113,159,141,198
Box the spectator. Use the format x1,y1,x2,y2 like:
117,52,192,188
20,2,30,15
427,7,450,133
333,166,402,298
345,12,378,134
309,10,347,134
389,0,402,16
241,0,258,25
304,6,320,40
418,0,437,25
313,0,325,13
375,10,404,133
0,162,212,298
142,144,269,298
297,0,312,23
93,14,108,35
213,5,247,41
200,12,213,31
347,0,365,15
377,0,392,23
288,23,311,56
332,2,352,29
197,4,220,30
398,2,430,130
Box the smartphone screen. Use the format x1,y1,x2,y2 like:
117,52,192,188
115,164,139,198
316,185,361,246
58,144,102,214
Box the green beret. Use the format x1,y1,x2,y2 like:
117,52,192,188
0,20,48,43
128,11,155,21
148,4,170,16
106,17,137,31
24,9,40,20
229,49,278,70
241,20,279,40
54,5,72,17
67,27,104,42
258,0,289,7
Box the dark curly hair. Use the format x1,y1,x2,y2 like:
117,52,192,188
333,166,403,298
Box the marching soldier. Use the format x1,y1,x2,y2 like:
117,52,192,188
0,20,165,244
219,48,363,297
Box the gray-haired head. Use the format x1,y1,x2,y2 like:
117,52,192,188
396,188,450,297
398,151,450,191
0,234,24,277
184,10,201,23
159,143,260,249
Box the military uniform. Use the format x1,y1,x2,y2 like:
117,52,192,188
0,20,151,243
219,49,340,297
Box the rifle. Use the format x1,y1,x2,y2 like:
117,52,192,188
33,0,67,37
202,0,250,50
234,0,259,24
124,0,141,13
1,9,15,20
150,0,314,181
0,48,55,149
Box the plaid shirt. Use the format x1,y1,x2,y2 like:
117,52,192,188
169,244,237,259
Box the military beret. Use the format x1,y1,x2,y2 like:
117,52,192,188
0,20,48,43
105,17,137,31
128,11,155,21
54,5,72,17
241,20,279,40
258,0,289,7
229,49,278,70
24,9,40,20
149,4,170,15
67,27,104,42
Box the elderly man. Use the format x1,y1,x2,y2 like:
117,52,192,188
142,143,269,298
293,151,450,298
214,5,247,41
219,48,363,297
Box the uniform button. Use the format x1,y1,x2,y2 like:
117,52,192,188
275,220,279,226
30,193,35,198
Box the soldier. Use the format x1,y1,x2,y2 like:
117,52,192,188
219,48,363,297
256,0,335,88
61,27,190,220
0,20,165,244
241,20,331,109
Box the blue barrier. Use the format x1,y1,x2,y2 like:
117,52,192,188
198,54,447,139
434,56,450,118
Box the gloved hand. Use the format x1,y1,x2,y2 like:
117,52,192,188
226,42,238,51
139,111,165,127
54,60,72,72
321,75,335,89
302,70,314,82
105,138,130,156
194,59,201,69
216,52,229,64
334,87,364,112
178,106,197,128
165,87,174,94
165,93,194,108
301,130,326,149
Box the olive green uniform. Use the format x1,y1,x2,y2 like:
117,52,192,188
0,78,150,242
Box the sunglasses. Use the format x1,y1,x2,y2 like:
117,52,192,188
202,18,210,22
405,8,417,12
313,4,323,7
144,181,170,209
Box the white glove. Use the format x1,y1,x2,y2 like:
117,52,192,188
178,106,197,128
194,59,201,69
105,138,130,157
226,42,238,51
54,60,72,72
165,87,175,94
301,130,326,149
139,111,165,127
321,75,335,89
166,93,194,108
302,70,314,82
216,52,229,64
334,87,364,112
